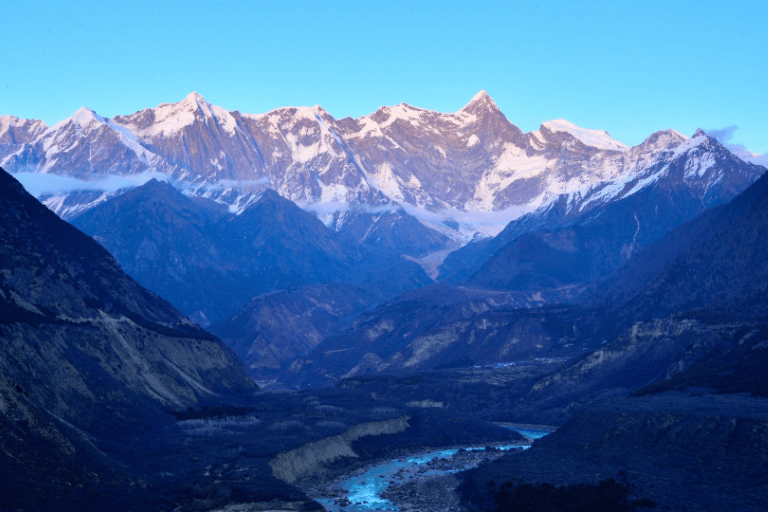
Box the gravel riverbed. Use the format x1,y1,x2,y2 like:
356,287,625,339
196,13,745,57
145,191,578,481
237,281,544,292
305,444,529,511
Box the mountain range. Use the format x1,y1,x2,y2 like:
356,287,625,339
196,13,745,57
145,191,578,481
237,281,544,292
4,91,762,248
3,92,764,387
4,87,768,510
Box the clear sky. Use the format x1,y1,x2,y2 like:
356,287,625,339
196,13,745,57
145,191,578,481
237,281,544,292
2,0,766,153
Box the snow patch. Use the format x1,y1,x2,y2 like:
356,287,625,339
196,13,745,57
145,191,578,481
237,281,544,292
372,162,405,200
683,152,716,179
673,130,708,158
541,119,627,152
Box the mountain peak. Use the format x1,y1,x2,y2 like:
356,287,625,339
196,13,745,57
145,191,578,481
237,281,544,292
693,128,708,138
469,90,492,103
141,176,173,189
113,92,234,137
460,90,499,112
669,128,722,158
257,188,287,204
46,106,105,133
180,91,209,110
637,129,689,151
184,91,205,102
71,106,104,125
0,115,48,141
129,177,181,198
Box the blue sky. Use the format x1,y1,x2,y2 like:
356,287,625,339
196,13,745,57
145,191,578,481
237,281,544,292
2,0,766,152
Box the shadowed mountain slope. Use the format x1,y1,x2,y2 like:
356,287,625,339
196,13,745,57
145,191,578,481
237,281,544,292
456,172,768,512
0,168,255,510
72,180,432,323
507,167,768,423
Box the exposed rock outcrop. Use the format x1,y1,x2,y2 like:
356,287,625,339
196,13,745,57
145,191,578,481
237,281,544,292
270,416,411,483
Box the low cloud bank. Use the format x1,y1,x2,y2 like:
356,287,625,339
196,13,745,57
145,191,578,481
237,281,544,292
705,126,768,167
13,171,171,196
13,171,272,197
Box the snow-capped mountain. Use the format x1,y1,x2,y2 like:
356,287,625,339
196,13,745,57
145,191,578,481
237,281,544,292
440,129,766,286
1,91,764,247
0,115,47,145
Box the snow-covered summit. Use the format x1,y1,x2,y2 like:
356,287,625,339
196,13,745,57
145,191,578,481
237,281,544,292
69,107,107,129
537,119,628,152
0,115,47,143
113,92,238,137
459,90,501,116
672,128,712,158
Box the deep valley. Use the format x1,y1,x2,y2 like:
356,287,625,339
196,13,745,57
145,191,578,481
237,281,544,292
2,90,768,511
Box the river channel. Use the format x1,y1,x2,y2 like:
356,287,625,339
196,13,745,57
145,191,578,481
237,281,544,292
310,424,554,512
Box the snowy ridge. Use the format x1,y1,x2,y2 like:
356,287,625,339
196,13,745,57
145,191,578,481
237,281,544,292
115,92,239,138
538,119,628,151
0,115,48,142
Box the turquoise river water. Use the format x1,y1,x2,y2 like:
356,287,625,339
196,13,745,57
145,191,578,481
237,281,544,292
314,425,553,511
